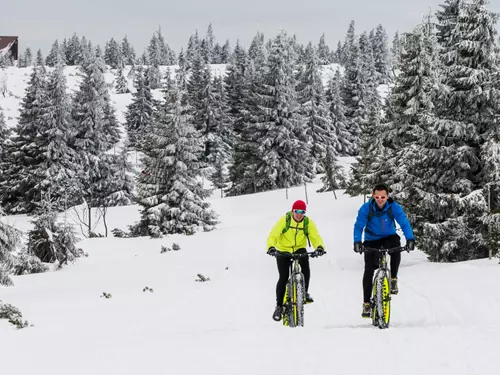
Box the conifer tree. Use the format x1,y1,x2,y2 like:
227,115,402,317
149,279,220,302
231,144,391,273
297,43,335,175
121,36,136,65
125,66,154,148
241,31,310,192
317,33,331,64
135,82,217,236
325,70,353,155
0,214,20,286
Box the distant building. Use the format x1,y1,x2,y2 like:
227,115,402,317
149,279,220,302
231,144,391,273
0,36,19,61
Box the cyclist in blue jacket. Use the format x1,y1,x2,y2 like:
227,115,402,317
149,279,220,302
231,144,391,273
353,183,415,318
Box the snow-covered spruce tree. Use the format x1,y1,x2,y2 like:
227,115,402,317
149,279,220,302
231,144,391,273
121,36,136,65
18,48,33,68
219,40,231,63
206,23,216,63
105,139,134,207
2,63,79,213
226,54,261,196
0,105,10,154
45,40,65,67
345,101,389,197
224,41,248,135
372,25,390,84
481,136,500,259
413,0,500,261
297,43,335,175
115,63,129,93
187,44,210,132
316,144,347,194
72,50,126,235
125,66,154,149
102,99,121,148
436,0,463,50
36,49,44,66
134,82,217,237
186,31,201,70
0,66,46,212
325,70,353,156
317,33,331,65
207,76,233,196
390,32,404,81
248,32,266,66
27,200,83,265
65,33,82,66
358,32,381,113
341,21,363,154
387,19,442,216
0,211,20,286
104,37,122,69
243,31,310,192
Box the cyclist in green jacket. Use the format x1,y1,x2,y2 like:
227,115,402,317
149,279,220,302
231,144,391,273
267,200,326,321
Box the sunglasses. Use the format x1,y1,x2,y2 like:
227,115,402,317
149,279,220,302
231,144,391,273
293,209,306,214
374,195,387,200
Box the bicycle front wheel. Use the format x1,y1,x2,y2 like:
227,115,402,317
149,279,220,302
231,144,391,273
372,273,391,328
293,274,305,327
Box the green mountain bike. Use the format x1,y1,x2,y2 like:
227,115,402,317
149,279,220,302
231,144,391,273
275,251,323,327
363,246,406,329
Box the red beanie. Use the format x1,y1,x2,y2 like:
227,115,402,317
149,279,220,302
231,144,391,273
292,200,307,211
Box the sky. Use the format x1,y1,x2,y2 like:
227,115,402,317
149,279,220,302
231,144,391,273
2,0,500,56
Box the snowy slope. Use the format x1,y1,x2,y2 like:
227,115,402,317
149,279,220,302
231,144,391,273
1,177,499,375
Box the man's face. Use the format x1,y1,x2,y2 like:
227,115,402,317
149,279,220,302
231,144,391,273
292,209,306,222
372,190,388,209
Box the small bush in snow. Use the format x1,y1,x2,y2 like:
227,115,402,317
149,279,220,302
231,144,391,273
100,292,112,299
28,212,84,266
12,251,49,275
111,228,129,238
0,301,30,329
0,217,21,286
195,273,210,282
160,245,171,253
172,243,181,251
143,286,154,292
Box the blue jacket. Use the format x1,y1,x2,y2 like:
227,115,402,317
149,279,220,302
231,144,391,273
353,198,415,243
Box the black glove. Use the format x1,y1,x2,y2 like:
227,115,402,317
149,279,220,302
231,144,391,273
354,242,363,254
405,240,415,252
314,246,326,257
267,247,277,256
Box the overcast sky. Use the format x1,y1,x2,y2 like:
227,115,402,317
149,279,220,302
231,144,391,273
2,0,500,55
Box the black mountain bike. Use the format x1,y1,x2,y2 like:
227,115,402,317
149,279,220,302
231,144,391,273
363,246,407,329
274,251,323,327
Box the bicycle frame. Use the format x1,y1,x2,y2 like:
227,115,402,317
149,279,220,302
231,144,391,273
276,251,316,327
364,246,404,329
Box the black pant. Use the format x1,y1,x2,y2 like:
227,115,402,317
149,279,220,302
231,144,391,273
275,248,310,306
362,234,401,303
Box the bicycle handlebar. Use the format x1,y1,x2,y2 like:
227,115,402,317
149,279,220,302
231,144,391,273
363,246,406,254
274,251,323,259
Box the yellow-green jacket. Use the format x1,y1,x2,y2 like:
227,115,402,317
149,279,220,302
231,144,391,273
267,214,325,253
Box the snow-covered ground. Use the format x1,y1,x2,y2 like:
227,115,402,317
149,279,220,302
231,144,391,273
1,177,499,375
1,64,499,375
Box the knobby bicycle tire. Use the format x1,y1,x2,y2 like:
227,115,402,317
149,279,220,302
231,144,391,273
282,280,293,327
372,271,391,328
294,274,305,327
